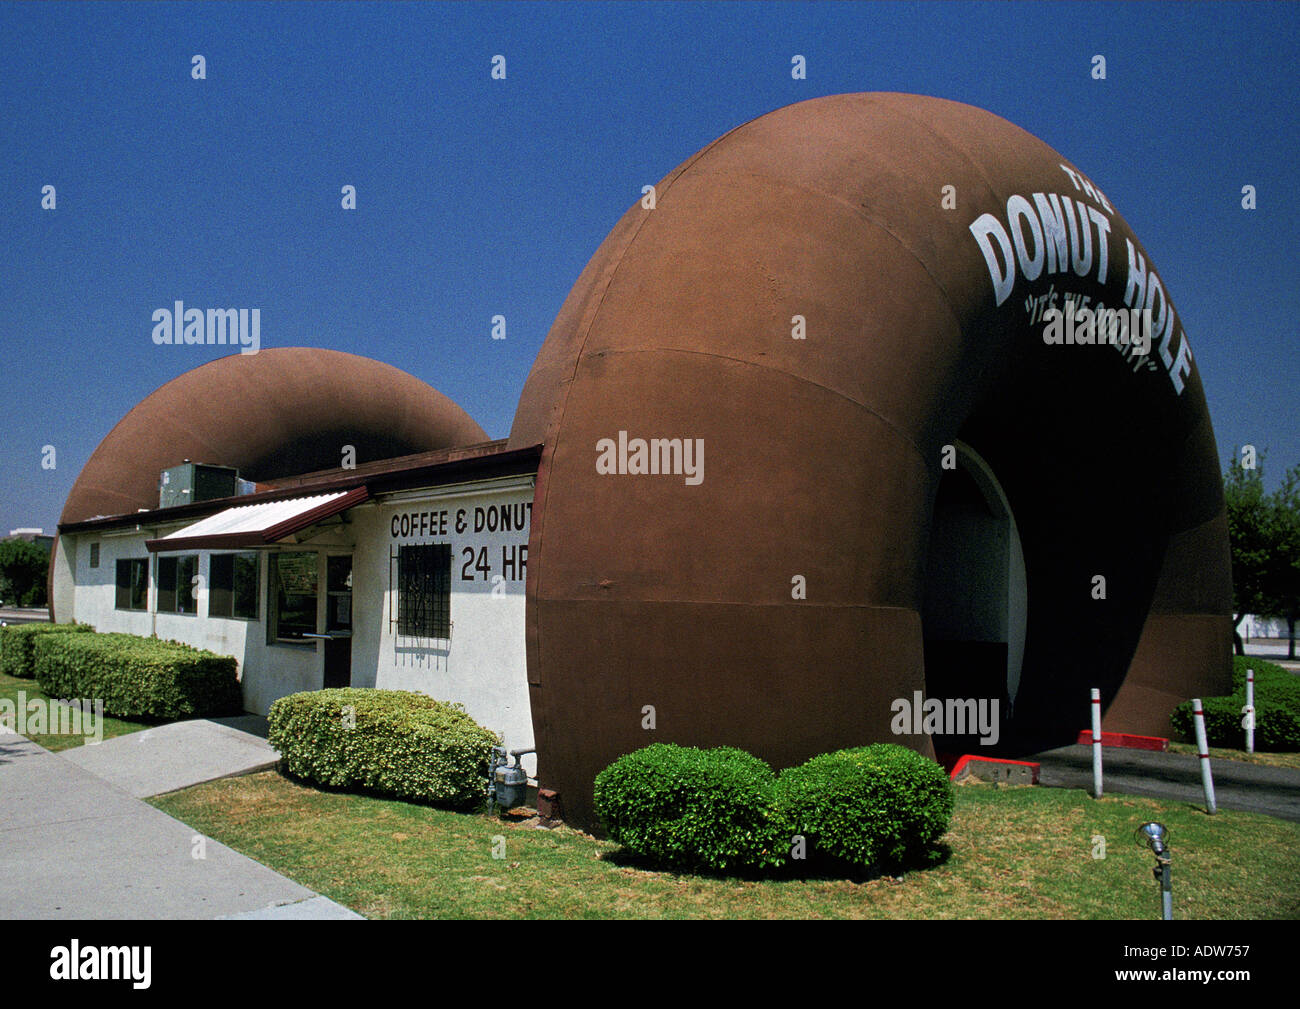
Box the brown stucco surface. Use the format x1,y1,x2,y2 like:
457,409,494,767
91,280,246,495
60,348,488,525
509,92,1232,828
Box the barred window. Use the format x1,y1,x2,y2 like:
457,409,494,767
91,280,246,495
397,544,451,638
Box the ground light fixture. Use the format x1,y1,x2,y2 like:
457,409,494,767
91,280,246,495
1135,822,1172,920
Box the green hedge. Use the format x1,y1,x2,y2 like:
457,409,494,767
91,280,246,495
32,631,242,719
776,744,955,871
0,622,94,679
593,744,789,873
1170,656,1300,752
594,742,955,876
267,688,500,809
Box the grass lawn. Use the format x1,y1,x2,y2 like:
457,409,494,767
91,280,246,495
0,670,156,751
1167,741,1300,770
149,771,1300,919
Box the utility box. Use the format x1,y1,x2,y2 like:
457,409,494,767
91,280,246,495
159,462,239,509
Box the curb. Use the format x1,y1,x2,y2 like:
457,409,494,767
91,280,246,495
937,752,1041,785
1075,730,1170,752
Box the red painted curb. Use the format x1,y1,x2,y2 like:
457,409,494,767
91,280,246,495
1076,730,1170,752
946,753,1041,784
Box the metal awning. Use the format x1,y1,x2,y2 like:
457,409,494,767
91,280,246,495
145,487,368,552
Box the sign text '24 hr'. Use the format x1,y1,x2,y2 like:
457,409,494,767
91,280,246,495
390,503,531,583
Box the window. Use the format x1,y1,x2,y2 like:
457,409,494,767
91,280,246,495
210,552,259,620
157,554,199,614
114,558,148,611
325,555,352,632
89,542,99,568
270,552,318,642
397,544,451,638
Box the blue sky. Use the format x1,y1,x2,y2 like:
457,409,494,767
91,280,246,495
2,1,1297,534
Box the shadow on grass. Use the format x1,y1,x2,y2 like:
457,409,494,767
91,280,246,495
2,705,174,753
598,841,954,884
263,764,958,885
272,764,501,816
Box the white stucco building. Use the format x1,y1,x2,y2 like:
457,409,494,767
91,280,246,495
52,442,541,772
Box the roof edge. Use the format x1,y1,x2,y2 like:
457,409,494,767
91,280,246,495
61,443,543,536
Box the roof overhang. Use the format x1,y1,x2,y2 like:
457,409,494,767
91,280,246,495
145,487,369,553
58,442,542,537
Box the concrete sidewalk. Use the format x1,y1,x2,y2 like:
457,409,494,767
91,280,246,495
0,727,363,919
1028,743,1300,822
60,714,278,798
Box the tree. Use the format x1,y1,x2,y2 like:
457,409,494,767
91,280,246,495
1266,465,1300,658
1223,452,1300,657
1224,451,1273,654
0,539,51,608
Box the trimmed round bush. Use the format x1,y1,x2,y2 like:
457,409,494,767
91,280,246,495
776,743,954,871
268,688,500,809
33,631,241,719
1,622,95,679
593,743,789,873
1170,656,1300,752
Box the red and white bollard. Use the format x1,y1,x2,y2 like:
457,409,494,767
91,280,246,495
1091,687,1103,798
1192,699,1217,815
1245,668,1255,754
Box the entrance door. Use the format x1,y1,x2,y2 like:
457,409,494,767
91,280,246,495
322,555,353,689
921,442,1027,750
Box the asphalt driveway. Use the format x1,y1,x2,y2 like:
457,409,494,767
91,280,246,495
1028,743,1300,822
